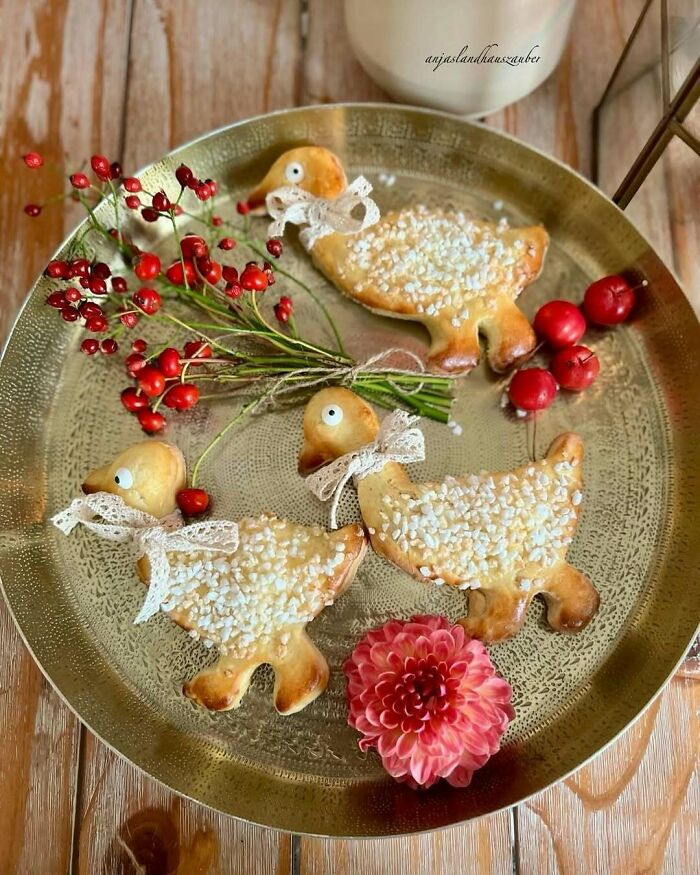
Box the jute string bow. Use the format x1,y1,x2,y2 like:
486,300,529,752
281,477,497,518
305,410,425,529
51,493,239,623
266,175,380,250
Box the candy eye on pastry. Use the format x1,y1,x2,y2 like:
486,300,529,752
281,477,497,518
113,467,134,489
321,405,343,427
284,161,305,184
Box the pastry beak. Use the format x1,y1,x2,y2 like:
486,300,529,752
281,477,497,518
81,464,107,495
298,441,331,476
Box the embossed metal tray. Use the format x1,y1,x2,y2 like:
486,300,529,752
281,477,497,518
1,105,699,837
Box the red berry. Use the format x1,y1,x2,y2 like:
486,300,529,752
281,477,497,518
550,345,600,392
158,347,181,378
533,300,586,349
79,277,90,289
65,287,81,303
61,306,79,322
236,200,250,215
186,175,199,191
24,204,41,217
266,238,283,258
195,182,212,201
79,300,102,320
132,287,161,316
109,161,122,180
164,382,199,410
176,488,210,516
152,190,171,212
132,338,147,353
583,275,636,325
274,303,290,323
240,264,268,292
80,338,99,355
125,352,146,376
120,312,139,329
91,261,111,279
183,340,212,362
175,164,192,187
225,282,242,298
70,172,90,190
222,265,239,283
217,237,235,250
278,295,293,311
121,387,150,412
196,257,222,285
138,366,166,397
86,315,108,333
508,368,557,411
89,276,107,295
45,260,68,278
101,338,118,355
180,235,208,259
137,409,166,434
124,177,142,193
141,207,159,222
111,276,128,293
206,179,218,196
212,215,223,227
70,258,90,278
90,154,111,180
47,291,66,309
23,152,43,169
125,195,140,209
133,252,161,281
165,258,198,287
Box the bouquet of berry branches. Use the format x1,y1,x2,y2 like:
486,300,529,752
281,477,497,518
22,151,454,482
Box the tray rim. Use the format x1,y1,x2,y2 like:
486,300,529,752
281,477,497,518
1,102,699,837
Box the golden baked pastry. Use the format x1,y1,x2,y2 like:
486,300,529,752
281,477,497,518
299,388,599,643
248,146,548,374
79,441,367,714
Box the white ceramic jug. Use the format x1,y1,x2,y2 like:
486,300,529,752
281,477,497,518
344,0,577,116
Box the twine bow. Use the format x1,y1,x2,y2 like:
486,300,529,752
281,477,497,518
266,175,380,250
51,493,239,624
305,409,425,529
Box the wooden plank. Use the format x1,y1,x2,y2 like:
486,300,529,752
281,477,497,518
72,2,302,871
516,675,699,874
75,733,291,875
0,1,132,872
299,818,514,875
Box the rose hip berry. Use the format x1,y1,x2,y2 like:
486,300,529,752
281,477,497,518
175,164,193,187
132,287,161,315
158,347,182,378
133,252,161,281
138,366,166,397
69,172,90,190
141,207,159,222
125,352,146,376
121,387,150,412
266,238,283,258
91,261,111,279
125,195,141,209
508,367,558,411
101,338,119,355
60,306,80,322
240,264,268,292
583,275,636,325
123,177,142,193
533,300,587,349
90,155,111,180
47,291,66,309
176,488,210,516
80,338,100,355
236,200,250,215
196,257,222,285
110,161,122,180
163,383,199,410
225,282,242,298
132,338,147,353
183,340,212,362
111,276,128,293
180,235,207,259
65,287,82,303
166,258,197,287
550,345,601,392
137,409,166,434
86,315,108,332
45,260,68,278
217,237,235,250
120,312,139,329
23,152,44,169
24,204,41,217
152,190,171,212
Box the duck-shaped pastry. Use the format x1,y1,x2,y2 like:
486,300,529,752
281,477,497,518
54,440,367,714
298,388,599,643
248,146,548,375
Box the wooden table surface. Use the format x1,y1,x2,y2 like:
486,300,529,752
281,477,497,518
0,2,698,873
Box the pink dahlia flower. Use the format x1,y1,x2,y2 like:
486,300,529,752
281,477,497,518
344,615,514,789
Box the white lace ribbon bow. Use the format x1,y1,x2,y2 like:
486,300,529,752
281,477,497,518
304,410,425,529
266,175,380,251
51,493,239,624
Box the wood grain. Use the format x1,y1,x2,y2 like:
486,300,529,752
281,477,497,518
0,1,132,872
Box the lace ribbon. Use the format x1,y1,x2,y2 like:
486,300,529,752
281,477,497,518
51,493,239,624
305,409,425,529
266,175,380,250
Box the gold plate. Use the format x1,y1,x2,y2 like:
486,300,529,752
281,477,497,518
1,105,699,837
